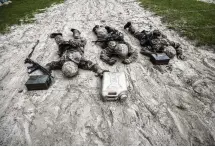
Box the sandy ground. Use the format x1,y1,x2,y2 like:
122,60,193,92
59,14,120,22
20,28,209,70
0,0,215,145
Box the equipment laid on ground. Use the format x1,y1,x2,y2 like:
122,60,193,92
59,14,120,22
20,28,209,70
24,40,53,91
25,58,53,78
101,72,128,101
25,75,52,91
25,58,53,91
150,53,170,65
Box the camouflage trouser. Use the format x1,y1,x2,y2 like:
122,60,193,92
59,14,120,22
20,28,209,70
55,35,84,47
46,57,102,74
140,46,155,57
128,25,185,60
54,35,69,47
48,34,105,75
127,25,146,41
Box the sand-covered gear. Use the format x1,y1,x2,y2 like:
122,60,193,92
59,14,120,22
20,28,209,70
164,46,177,59
152,30,162,37
100,41,138,65
124,22,186,60
107,41,117,49
46,29,106,77
62,61,79,78
24,40,53,91
93,25,124,43
93,25,138,65
114,43,129,59
93,25,109,39
54,34,85,57
25,40,53,78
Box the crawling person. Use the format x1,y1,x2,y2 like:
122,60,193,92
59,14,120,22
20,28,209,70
45,29,107,78
124,22,186,60
93,25,138,65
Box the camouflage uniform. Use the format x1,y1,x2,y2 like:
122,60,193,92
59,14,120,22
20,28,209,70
93,25,138,65
93,25,124,44
46,29,105,78
124,22,186,60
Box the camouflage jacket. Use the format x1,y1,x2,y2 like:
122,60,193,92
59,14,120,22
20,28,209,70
140,33,183,57
100,41,138,65
59,37,87,64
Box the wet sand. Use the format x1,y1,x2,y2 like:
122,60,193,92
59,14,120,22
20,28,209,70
0,0,215,145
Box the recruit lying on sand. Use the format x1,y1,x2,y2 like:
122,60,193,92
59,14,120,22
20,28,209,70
124,22,186,64
46,29,107,78
93,25,138,65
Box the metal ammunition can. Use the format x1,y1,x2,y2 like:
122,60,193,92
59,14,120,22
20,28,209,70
101,72,128,101
150,53,170,65
25,75,51,91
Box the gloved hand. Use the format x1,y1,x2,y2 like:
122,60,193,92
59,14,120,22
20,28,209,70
104,35,113,41
177,54,187,61
105,26,112,32
108,58,117,65
122,59,131,64
95,69,109,78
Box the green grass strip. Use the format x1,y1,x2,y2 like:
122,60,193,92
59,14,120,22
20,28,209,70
0,0,64,34
138,0,215,46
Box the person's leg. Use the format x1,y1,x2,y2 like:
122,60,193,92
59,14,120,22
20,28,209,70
140,47,154,57
78,58,95,71
50,33,68,56
71,29,81,38
124,22,137,35
53,34,65,46
79,58,106,77
124,22,144,41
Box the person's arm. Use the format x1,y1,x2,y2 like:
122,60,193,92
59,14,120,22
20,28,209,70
78,58,108,77
100,47,117,65
122,42,138,64
79,38,87,47
105,26,118,33
105,26,124,41
69,38,87,48
169,41,186,60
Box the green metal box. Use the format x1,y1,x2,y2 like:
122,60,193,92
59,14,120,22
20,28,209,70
150,53,170,65
25,75,51,91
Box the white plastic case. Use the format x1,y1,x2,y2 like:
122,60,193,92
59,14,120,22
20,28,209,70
101,72,128,101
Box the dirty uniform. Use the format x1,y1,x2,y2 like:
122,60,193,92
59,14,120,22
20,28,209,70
125,23,185,60
47,33,103,77
93,25,124,42
93,25,138,65
100,41,138,65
